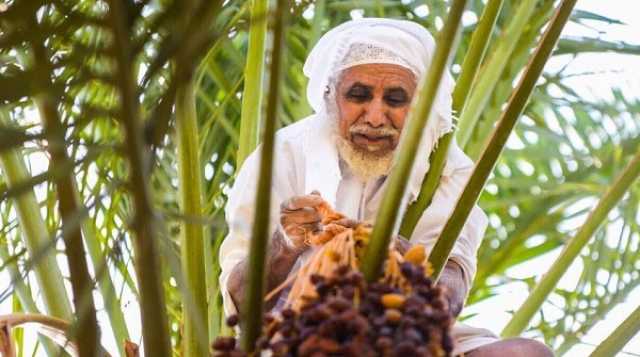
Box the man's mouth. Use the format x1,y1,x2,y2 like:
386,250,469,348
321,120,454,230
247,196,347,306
351,133,395,152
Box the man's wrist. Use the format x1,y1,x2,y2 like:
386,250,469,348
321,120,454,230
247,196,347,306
437,260,468,317
270,230,305,265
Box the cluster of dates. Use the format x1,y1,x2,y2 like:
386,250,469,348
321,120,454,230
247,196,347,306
212,261,454,357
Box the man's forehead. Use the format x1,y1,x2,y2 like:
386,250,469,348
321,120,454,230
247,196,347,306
339,64,417,88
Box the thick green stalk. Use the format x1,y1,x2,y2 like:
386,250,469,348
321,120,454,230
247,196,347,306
240,0,286,351
16,45,128,356
107,1,171,355
237,0,268,167
80,222,130,357
12,295,23,357
25,23,100,355
464,0,555,160
452,0,505,111
0,242,61,356
589,303,640,356
0,111,73,321
399,0,504,238
456,0,537,148
309,0,327,47
361,0,468,282
175,79,209,356
399,132,453,238
207,229,227,339
428,0,579,282
502,149,640,337
36,98,99,357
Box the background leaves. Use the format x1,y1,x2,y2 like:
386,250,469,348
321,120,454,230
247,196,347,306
0,0,638,355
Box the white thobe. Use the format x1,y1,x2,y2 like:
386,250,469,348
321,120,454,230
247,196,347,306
218,114,498,354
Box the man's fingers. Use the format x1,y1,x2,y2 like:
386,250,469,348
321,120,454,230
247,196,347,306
280,207,321,226
283,222,321,247
393,235,412,255
283,221,321,235
333,218,358,228
281,194,325,211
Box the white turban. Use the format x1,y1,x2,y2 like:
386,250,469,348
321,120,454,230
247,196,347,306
302,17,455,207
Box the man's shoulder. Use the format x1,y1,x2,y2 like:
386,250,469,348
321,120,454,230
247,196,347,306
275,114,319,142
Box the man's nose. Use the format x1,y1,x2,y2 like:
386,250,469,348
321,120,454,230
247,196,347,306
363,97,387,128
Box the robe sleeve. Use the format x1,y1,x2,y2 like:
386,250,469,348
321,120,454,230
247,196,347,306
217,144,294,318
409,141,488,290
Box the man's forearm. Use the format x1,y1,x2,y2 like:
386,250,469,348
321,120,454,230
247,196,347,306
438,259,468,317
227,230,303,318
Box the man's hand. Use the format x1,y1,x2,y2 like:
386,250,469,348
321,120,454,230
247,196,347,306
392,237,468,317
393,235,412,255
438,260,468,317
227,230,305,319
227,192,327,319
280,192,324,251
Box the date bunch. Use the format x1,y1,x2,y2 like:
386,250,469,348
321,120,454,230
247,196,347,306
212,261,454,357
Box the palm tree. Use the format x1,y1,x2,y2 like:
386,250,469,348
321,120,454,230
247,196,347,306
0,0,638,356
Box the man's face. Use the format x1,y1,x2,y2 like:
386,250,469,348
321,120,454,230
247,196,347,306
336,63,417,156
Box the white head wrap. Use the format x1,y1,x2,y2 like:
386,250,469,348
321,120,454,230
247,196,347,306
301,18,455,205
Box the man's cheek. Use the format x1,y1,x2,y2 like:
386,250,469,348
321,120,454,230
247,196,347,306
393,110,409,130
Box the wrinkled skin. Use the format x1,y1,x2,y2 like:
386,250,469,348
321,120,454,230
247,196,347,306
467,338,554,357
336,63,417,155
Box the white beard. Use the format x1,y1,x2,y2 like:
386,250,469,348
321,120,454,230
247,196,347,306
336,135,394,181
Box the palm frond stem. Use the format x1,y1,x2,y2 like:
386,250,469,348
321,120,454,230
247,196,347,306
589,303,640,356
361,0,468,282
0,110,73,321
0,239,62,356
106,1,171,354
428,0,580,282
26,29,100,354
455,0,537,148
237,0,268,167
240,0,287,351
502,148,640,337
176,78,210,355
452,0,504,111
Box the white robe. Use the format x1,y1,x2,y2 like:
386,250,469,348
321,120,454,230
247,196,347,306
218,114,497,354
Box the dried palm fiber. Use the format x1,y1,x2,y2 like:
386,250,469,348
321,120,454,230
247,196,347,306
267,201,432,311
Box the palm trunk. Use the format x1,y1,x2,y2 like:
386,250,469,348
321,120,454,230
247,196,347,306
176,78,210,356
240,0,287,351
428,0,579,281
361,0,468,282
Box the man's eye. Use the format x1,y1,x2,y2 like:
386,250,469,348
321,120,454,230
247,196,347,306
345,87,372,102
383,88,410,107
384,95,408,107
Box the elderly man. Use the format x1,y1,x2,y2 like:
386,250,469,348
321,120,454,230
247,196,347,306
220,18,553,357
